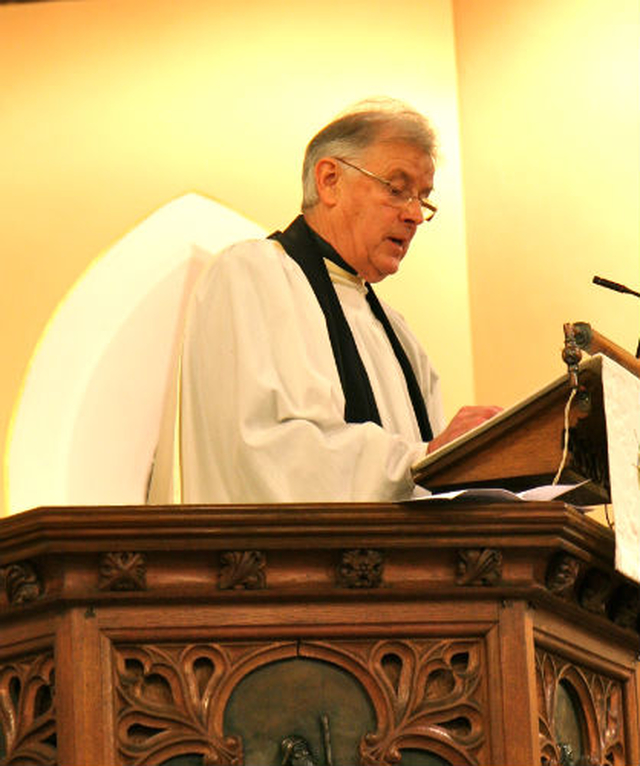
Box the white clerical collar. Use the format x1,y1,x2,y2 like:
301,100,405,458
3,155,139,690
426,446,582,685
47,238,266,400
324,258,368,294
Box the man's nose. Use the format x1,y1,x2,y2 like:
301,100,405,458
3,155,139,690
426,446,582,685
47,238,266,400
401,197,425,225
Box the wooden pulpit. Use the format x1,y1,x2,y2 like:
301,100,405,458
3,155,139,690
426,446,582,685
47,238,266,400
2,331,638,765
0,501,638,766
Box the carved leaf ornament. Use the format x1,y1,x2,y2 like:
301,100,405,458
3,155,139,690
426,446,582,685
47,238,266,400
456,549,502,587
218,551,266,591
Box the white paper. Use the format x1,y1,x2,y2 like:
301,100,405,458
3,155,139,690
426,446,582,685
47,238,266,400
406,483,583,504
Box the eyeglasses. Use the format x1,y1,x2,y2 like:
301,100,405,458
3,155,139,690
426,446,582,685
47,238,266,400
335,157,437,221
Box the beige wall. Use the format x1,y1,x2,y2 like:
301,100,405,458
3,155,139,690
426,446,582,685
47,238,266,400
1,0,468,515
453,0,640,406
3,0,638,517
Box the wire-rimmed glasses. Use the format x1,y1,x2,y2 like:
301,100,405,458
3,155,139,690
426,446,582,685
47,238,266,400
336,157,437,221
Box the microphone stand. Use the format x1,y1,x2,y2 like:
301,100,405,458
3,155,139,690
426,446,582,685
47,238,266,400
592,275,640,358
563,321,640,379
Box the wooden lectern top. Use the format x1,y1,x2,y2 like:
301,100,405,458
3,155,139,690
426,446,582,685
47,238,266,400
412,356,609,506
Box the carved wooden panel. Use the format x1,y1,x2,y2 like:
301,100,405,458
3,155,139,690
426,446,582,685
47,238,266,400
114,641,300,765
304,638,486,766
0,503,635,765
0,651,56,766
536,646,626,766
113,637,487,766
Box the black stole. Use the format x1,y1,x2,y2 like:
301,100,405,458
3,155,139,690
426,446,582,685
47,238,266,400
268,216,433,441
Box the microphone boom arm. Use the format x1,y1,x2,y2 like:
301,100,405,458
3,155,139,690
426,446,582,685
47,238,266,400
563,321,640,379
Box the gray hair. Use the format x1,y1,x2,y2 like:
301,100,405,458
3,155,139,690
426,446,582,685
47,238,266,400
301,97,437,211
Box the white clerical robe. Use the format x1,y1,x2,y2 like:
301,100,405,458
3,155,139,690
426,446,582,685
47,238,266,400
147,238,445,504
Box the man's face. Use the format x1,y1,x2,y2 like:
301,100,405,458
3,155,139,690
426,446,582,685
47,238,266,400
334,139,435,283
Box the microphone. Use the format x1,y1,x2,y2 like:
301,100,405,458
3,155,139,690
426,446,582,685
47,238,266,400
593,275,640,298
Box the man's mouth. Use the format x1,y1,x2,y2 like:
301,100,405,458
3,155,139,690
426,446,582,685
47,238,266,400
387,236,407,253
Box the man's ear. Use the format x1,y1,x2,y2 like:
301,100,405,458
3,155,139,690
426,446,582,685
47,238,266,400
314,157,342,206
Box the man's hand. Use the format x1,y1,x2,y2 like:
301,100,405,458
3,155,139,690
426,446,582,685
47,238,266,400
427,405,502,454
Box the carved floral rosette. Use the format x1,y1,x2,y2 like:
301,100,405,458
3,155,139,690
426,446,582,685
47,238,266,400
99,552,148,592
114,637,486,765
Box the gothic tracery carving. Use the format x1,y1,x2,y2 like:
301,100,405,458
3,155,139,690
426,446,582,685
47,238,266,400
536,646,626,766
115,642,246,765
0,652,56,765
353,638,486,765
114,637,486,766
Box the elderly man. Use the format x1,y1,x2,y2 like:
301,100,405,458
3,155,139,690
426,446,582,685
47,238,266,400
148,99,498,504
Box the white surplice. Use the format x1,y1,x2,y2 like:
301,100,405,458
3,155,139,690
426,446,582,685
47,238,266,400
147,238,445,504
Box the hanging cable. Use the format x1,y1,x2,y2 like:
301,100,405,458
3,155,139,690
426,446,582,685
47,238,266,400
552,388,577,485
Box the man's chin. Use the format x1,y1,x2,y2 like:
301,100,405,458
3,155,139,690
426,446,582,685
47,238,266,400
377,255,403,281
358,252,404,283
